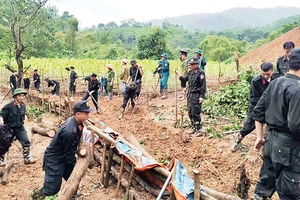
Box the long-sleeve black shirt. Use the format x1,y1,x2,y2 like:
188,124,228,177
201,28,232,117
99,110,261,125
130,67,142,82
253,73,300,138
0,100,26,129
47,80,59,87
276,56,289,76
180,68,206,98
84,76,100,92
44,116,83,165
247,74,274,117
70,71,78,82
33,73,40,83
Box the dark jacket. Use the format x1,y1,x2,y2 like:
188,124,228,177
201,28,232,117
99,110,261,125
180,68,206,98
84,76,100,92
130,67,142,82
70,71,78,82
48,80,59,87
124,85,136,99
0,100,26,129
248,74,274,117
9,75,17,89
253,73,300,139
33,73,40,83
276,56,289,76
44,117,83,167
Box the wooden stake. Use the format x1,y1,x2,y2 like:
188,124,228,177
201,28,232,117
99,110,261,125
91,131,95,160
125,164,135,198
104,145,114,188
100,143,106,184
115,155,124,196
129,190,134,200
193,169,201,200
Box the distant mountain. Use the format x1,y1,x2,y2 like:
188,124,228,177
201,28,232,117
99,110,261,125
148,7,300,31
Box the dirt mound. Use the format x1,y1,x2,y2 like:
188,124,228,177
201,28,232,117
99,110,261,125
240,27,300,69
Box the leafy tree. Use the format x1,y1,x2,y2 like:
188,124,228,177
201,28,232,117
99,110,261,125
0,24,13,62
106,21,118,29
137,27,167,59
65,17,79,55
0,0,48,86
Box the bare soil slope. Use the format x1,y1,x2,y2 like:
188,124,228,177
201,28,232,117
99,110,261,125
240,27,300,69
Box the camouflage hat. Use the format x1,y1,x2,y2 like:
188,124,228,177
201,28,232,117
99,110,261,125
195,50,202,55
13,88,27,97
161,53,168,58
130,60,137,65
179,49,188,54
187,57,199,65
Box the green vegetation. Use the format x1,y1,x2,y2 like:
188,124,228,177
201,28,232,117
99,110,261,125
27,105,45,119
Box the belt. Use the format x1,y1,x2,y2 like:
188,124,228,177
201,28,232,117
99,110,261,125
267,127,300,141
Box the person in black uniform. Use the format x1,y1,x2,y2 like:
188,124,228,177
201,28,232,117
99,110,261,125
45,78,60,96
231,62,275,152
252,48,300,200
276,41,295,76
121,82,137,114
41,100,94,198
0,88,36,165
33,69,41,92
69,66,78,96
82,73,100,113
9,70,17,95
129,60,143,98
176,57,206,135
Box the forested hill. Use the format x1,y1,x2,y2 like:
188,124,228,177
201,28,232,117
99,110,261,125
148,7,300,31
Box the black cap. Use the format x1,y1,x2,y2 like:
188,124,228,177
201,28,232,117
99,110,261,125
73,100,95,113
289,48,300,70
34,69,38,72
91,73,97,77
130,60,137,65
187,57,199,65
70,66,75,69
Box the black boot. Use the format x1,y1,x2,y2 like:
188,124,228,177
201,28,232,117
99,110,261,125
23,147,36,165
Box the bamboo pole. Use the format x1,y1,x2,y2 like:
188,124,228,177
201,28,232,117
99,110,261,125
100,143,106,184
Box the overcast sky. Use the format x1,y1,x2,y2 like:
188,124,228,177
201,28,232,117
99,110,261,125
48,0,300,28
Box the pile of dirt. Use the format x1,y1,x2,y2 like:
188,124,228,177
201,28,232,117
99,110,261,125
240,27,300,69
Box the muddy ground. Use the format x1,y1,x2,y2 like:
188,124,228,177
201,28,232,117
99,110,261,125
0,83,279,200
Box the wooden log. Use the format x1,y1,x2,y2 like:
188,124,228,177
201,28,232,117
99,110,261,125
129,190,134,200
0,161,14,185
31,125,55,138
125,164,135,198
104,145,114,188
100,143,106,184
58,142,91,200
115,155,124,196
89,125,240,200
194,169,201,200
95,148,169,197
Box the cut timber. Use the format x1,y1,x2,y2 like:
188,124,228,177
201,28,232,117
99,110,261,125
58,142,91,200
88,125,240,200
0,161,14,185
31,125,55,138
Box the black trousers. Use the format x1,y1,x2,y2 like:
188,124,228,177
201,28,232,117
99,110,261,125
69,81,76,95
51,84,60,96
122,95,135,110
34,82,40,91
240,116,255,137
254,130,300,199
11,127,30,148
43,161,74,196
82,91,99,110
187,93,202,123
24,78,30,89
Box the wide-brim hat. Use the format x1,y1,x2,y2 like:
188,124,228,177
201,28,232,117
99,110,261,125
13,88,27,97
122,59,128,64
106,64,113,70
73,100,95,113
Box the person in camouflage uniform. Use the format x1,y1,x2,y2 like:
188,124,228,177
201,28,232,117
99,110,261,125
106,64,115,101
179,49,189,100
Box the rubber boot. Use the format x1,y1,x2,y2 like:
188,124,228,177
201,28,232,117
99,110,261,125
180,88,186,101
161,89,168,99
23,147,36,165
193,121,203,137
185,120,196,134
231,132,244,152
159,88,163,97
